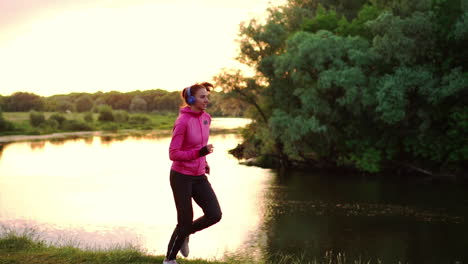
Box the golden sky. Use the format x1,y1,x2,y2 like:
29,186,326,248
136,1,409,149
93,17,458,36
0,0,284,96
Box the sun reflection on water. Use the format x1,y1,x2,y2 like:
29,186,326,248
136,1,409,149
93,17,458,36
0,130,273,260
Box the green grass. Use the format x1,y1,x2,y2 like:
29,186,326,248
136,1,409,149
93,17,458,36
1,112,177,136
0,228,392,264
0,228,226,264
3,112,91,122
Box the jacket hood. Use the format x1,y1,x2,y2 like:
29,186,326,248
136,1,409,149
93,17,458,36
180,106,204,117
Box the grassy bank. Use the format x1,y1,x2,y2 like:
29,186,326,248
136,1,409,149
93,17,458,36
1,111,176,137
0,230,387,264
0,229,226,264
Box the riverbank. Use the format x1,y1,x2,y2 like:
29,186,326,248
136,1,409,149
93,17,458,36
0,113,247,143
0,111,177,138
0,231,388,264
0,230,225,264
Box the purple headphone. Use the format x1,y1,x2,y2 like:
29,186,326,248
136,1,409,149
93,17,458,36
186,86,196,105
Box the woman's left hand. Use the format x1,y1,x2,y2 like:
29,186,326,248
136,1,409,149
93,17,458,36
207,144,214,153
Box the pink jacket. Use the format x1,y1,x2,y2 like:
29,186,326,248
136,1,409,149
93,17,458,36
169,106,211,176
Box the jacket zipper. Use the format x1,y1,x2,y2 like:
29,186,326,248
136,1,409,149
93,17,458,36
198,116,204,173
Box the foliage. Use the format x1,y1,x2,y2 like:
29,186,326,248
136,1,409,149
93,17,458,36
153,91,181,112
98,105,114,122
128,114,150,125
0,111,14,132
56,99,74,113
83,112,94,122
2,92,44,112
1,89,239,117
219,0,468,174
29,111,46,127
75,95,94,112
2,112,176,136
1,89,225,115
49,113,67,126
114,110,129,123
129,96,148,112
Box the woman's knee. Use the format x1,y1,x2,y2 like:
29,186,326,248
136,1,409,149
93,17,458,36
209,211,222,224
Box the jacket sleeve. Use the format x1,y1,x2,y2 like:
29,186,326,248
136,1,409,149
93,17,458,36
169,119,199,161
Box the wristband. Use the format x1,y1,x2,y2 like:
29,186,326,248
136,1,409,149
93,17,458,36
199,146,209,157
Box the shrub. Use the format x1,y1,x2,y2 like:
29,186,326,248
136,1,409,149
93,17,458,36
101,123,119,132
49,113,66,126
98,105,114,122
129,114,150,124
62,120,93,131
29,111,45,127
83,112,94,122
43,119,59,130
114,110,129,123
0,112,14,132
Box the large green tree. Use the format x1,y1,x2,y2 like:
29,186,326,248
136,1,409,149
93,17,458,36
218,0,467,175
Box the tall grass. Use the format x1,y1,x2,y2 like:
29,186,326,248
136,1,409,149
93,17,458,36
0,227,227,264
0,227,402,264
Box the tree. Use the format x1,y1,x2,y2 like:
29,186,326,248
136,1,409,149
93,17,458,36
223,0,468,175
98,105,114,122
153,92,181,112
75,95,94,112
0,95,5,111
3,92,44,112
56,99,74,113
129,96,147,112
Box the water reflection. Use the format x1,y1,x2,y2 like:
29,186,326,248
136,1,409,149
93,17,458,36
261,170,468,264
0,132,273,260
30,141,46,150
1,124,467,263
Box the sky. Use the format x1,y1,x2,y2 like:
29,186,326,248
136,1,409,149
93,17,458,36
0,0,285,96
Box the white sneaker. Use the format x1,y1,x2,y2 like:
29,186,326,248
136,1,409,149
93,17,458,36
179,236,190,257
162,259,177,264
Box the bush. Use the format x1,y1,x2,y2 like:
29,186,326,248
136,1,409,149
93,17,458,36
0,112,14,132
43,119,59,130
49,113,66,126
98,105,114,122
129,114,150,124
83,112,94,122
29,111,45,127
101,123,119,132
114,110,129,123
62,120,93,131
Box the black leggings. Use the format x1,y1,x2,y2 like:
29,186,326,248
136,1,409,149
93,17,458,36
165,170,222,260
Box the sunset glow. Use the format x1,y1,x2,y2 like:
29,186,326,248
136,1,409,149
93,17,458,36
0,0,285,96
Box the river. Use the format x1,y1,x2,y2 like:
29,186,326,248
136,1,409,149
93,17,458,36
0,118,467,263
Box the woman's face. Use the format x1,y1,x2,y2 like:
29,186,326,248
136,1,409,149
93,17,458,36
192,88,209,111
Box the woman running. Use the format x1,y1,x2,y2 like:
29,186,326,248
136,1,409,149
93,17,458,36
163,82,222,264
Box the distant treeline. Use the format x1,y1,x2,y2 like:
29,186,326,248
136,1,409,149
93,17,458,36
0,89,247,116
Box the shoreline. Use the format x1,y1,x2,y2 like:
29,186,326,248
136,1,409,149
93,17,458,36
0,128,241,144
